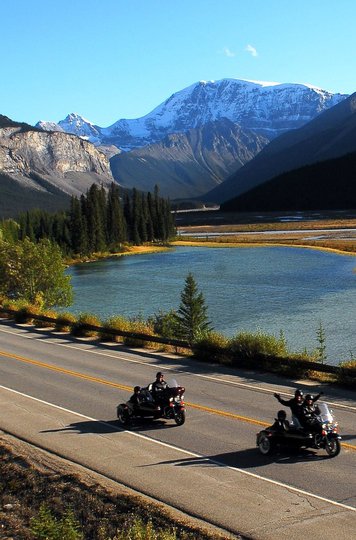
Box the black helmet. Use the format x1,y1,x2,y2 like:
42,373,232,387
134,386,141,393
156,372,164,378
295,389,304,397
305,394,314,401
277,410,287,420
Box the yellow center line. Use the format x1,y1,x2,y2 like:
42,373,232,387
1,349,355,450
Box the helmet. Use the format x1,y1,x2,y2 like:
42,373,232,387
277,410,287,420
295,389,304,397
134,386,141,393
156,372,164,378
305,394,314,401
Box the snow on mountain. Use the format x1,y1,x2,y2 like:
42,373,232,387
36,79,348,151
37,113,102,144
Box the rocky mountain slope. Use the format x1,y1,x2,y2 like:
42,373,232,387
36,79,348,200
110,118,269,199
206,92,356,204
0,115,114,218
37,79,347,151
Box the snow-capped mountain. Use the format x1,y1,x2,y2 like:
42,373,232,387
37,113,102,144
36,79,348,151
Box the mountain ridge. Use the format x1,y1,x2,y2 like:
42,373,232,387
205,92,356,204
36,79,347,151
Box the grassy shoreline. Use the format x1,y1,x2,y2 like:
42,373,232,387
170,239,356,257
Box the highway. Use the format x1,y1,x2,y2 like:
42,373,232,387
0,319,355,539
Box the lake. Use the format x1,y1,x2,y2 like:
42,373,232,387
66,246,356,365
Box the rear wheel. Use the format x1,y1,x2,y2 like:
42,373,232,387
325,437,341,457
175,411,186,426
117,405,131,426
258,434,274,455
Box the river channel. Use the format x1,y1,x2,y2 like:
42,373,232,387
66,246,356,365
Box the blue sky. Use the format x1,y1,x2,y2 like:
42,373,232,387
3,0,355,127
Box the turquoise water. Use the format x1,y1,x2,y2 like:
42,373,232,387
66,246,356,364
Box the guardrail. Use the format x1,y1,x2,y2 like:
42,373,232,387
0,307,355,382
0,308,190,349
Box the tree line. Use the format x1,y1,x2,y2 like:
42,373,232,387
14,183,175,256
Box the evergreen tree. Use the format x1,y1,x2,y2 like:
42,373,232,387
175,272,213,344
69,196,88,255
107,183,126,245
86,184,106,252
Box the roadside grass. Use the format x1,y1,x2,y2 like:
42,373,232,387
0,438,224,540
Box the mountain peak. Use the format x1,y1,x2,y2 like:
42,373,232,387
36,78,349,150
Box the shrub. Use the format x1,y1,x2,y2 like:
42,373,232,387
228,330,289,368
113,516,178,540
192,331,230,364
123,318,156,348
100,315,131,342
71,312,101,338
33,309,57,328
337,359,356,387
55,312,77,332
30,503,83,540
13,303,40,324
149,309,178,340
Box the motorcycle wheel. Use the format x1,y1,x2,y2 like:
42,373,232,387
325,437,341,457
174,411,186,426
258,434,274,455
117,406,131,426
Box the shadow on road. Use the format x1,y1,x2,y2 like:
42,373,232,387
39,417,176,436
144,446,333,471
40,419,124,435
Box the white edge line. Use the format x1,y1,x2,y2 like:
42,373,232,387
1,384,355,514
1,325,355,413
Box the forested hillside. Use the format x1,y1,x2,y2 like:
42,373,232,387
12,183,175,256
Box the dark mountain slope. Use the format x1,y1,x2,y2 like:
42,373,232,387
205,92,356,204
221,151,356,212
110,118,270,199
0,172,71,218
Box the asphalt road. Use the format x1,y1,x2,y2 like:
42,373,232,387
0,319,355,539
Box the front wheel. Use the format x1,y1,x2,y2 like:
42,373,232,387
174,410,186,426
325,437,341,457
258,434,274,455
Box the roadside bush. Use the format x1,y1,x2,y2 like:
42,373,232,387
337,359,356,387
32,309,57,328
228,330,289,368
30,503,83,540
71,312,101,338
192,331,230,364
114,516,178,540
149,309,178,340
123,318,157,348
12,303,41,324
55,312,77,332
100,315,131,342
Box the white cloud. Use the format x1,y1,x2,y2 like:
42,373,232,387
223,47,236,58
245,44,258,57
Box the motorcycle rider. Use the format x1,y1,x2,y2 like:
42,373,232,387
127,385,141,414
271,410,290,432
273,389,305,423
150,372,168,404
300,393,324,435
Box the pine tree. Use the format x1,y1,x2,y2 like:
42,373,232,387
175,272,213,344
106,183,126,246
